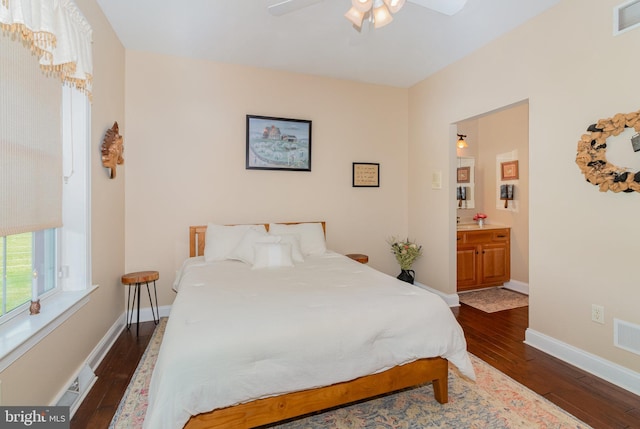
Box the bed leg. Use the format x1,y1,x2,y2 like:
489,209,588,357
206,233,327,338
432,377,448,404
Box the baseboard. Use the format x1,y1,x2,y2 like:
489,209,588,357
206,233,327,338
525,328,640,396
413,281,460,307
86,316,126,370
503,279,529,295
125,304,172,324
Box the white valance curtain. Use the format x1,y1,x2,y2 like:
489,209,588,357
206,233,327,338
0,0,93,99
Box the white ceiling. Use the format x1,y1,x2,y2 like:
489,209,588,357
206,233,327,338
95,0,560,88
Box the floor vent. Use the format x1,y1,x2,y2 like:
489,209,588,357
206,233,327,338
56,364,96,416
614,0,640,35
614,318,640,356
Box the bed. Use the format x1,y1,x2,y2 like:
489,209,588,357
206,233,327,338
144,222,474,429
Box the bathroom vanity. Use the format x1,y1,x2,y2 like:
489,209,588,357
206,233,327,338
456,225,510,291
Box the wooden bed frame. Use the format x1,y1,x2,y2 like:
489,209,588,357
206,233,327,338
183,223,449,429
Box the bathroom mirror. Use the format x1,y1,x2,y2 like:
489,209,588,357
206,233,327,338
456,157,475,209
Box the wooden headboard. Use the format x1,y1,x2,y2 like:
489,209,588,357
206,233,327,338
189,222,326,257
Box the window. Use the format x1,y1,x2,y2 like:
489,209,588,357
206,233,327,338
0,229,57,318
0,83,90,325
0,33,63,323
59,85,91,293
0,82,92,371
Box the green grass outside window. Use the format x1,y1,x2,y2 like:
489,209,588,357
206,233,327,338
1,232,33,314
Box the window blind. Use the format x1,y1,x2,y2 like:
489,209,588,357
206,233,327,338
0,35,62,236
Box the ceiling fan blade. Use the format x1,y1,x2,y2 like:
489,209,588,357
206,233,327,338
267,0,324,16
408,0,467,16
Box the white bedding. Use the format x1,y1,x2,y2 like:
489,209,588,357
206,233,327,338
144,252,475,429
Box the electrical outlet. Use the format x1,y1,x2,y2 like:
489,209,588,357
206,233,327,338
592,304,605,324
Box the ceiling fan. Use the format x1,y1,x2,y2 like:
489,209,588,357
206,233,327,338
268,0,468,26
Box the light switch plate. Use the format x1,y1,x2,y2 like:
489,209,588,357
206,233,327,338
432,171,442,189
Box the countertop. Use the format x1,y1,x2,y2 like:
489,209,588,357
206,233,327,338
456,223,509,231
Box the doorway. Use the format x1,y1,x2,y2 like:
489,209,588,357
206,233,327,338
455,101,529,295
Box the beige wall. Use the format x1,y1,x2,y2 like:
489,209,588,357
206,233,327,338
0,0,126,405
409,0,640,372
457,103,530,283
124,51,409,307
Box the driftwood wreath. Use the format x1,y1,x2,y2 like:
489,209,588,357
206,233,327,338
576,109,640,193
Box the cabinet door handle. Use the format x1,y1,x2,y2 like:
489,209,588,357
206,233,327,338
497,234,506,238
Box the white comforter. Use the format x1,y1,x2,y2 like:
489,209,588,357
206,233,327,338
144,252,474,429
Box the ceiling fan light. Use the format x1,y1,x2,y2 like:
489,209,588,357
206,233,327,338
373,4,393,28
344,7,365,28
351,0,373,13
383,0,405,14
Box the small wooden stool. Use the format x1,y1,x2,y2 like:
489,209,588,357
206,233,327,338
346,253,369,264
121,271,159,336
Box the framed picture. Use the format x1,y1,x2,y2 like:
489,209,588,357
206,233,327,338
353,162,380,187
246,115,311,171
500,160,519,180
457,166,470,183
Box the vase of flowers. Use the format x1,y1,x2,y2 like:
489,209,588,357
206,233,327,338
388,237,423,284
473,213,487,227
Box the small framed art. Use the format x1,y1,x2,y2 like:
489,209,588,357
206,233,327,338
353,162,380,187
500,160,519,180
457,166,470,183
246,115,312,171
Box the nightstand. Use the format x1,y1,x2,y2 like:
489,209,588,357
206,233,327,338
346,253,369,264
121,270,159,336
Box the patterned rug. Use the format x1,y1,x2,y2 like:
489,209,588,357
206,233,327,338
459,287,529,313
110,318,590,429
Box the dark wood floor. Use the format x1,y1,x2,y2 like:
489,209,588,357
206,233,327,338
72,321,157,429
451,305,640,429
72,304,640,429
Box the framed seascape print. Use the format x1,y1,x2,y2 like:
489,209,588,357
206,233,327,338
353,162,380,187
457,166,470,183
500,160,519,180
246,115,312,171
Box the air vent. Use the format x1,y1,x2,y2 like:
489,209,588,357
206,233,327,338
56,364,96,417
614,0,640,35
614,318,640,356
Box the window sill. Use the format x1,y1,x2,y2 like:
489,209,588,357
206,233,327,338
0,286,98,373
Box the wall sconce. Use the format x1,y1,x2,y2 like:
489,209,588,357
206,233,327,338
457,134,468,149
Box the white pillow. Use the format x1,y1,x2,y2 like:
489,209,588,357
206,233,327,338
269,233,304,262
204,223,267,262
229,229,280,264
268,223,326,256
252,242,294,269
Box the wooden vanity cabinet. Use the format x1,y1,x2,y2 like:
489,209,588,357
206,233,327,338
457,228,510,291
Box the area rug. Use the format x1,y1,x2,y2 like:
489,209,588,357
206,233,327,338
459,287,529,313
110,317,590,429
